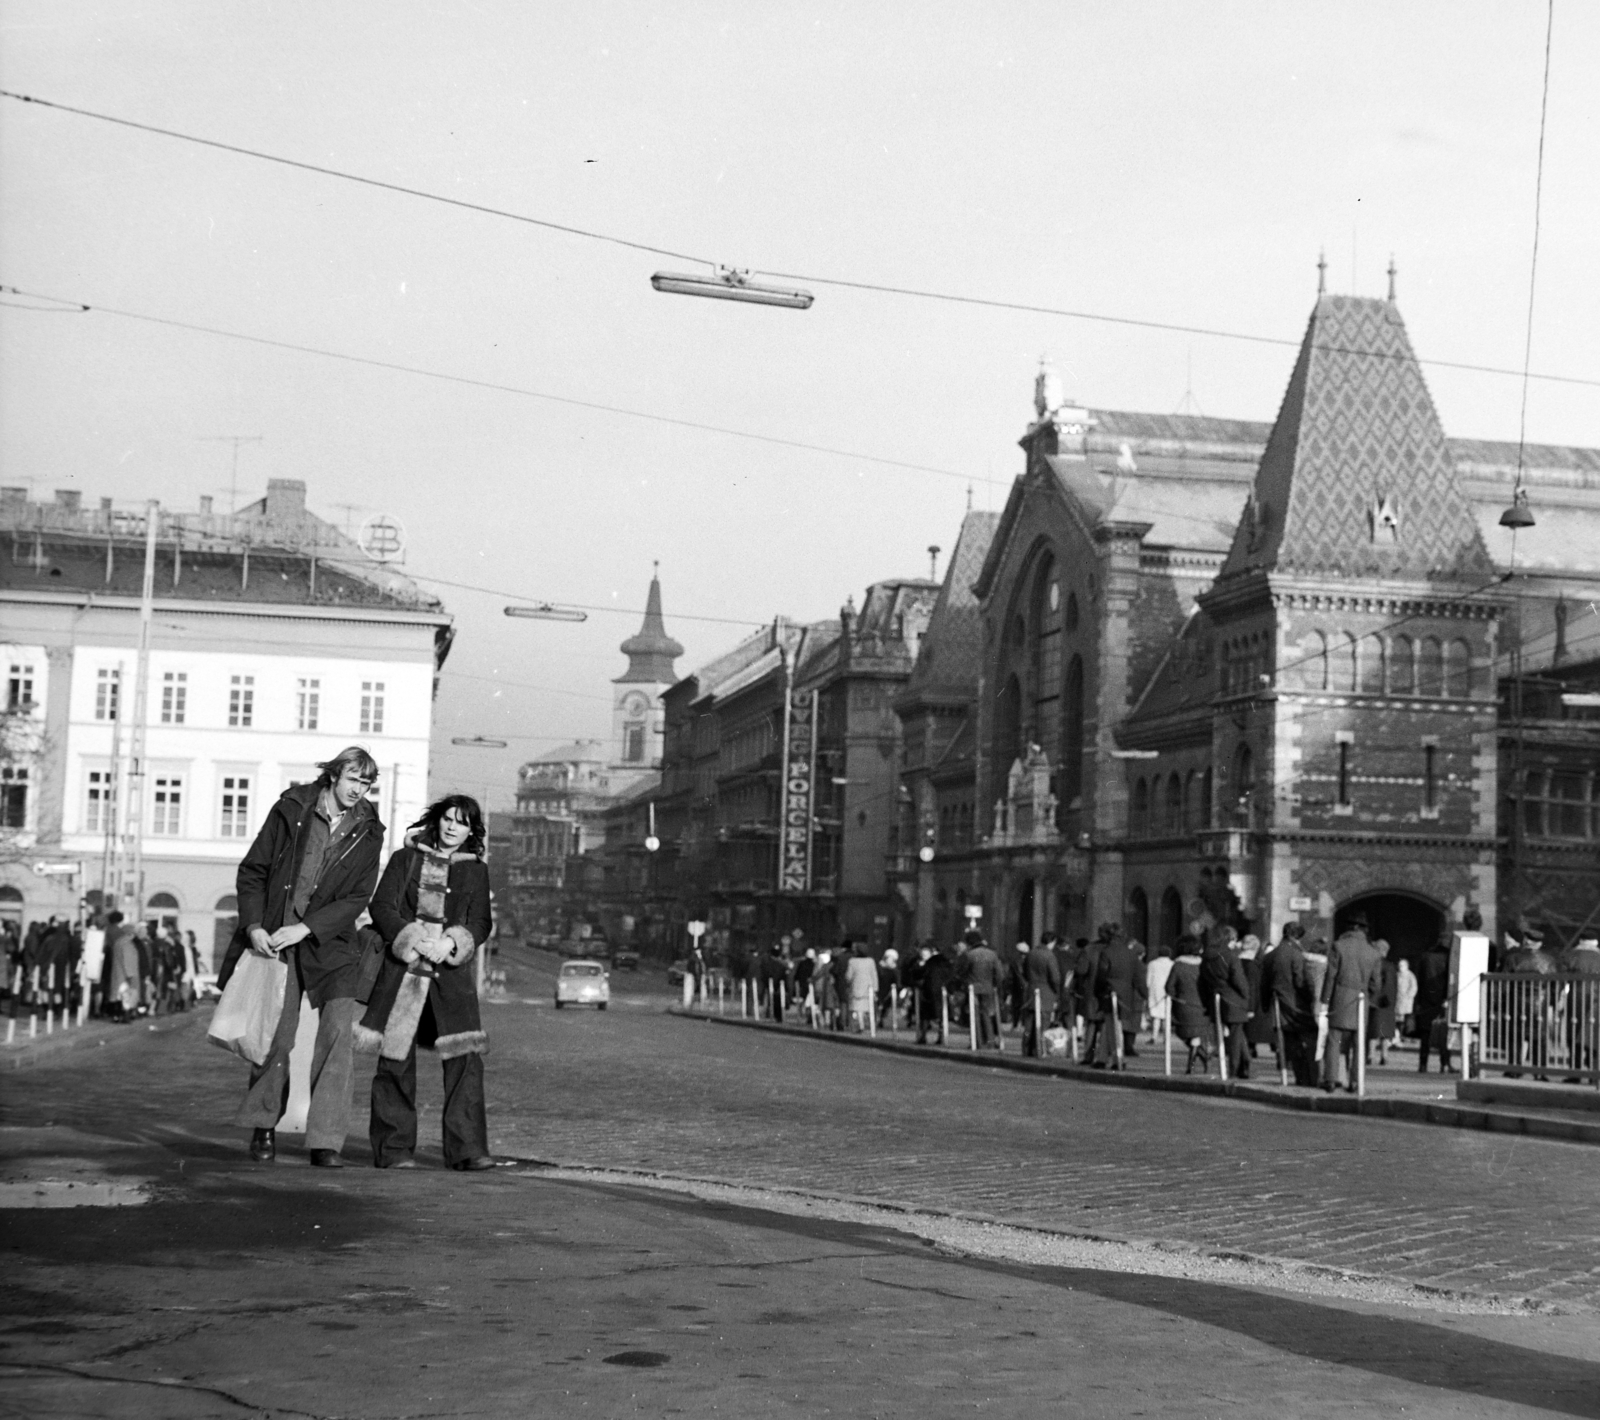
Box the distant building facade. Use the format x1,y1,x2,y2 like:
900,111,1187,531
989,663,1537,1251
0,481,451,961
898,287,1600,961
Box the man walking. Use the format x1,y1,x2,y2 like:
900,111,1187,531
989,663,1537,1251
957,930,1004,1049
1262,922,1315,1084
219,748,385,1166
1021,934,1063,1056
1320,914,1383,1093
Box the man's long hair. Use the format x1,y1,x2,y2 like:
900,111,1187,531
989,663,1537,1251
408,794,486,856
316,745,379,790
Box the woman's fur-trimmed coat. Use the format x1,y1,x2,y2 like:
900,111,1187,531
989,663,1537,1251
355,843,492,1060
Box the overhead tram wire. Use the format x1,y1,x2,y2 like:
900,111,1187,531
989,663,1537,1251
2,90,1596,391
0,285,996,493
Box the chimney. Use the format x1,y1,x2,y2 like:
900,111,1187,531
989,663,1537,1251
100,497,113,512
0,488,25,511
264,478,307,521
199,495,214,515
55,490,83,512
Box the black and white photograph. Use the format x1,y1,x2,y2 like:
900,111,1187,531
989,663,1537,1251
3,4,1599,1416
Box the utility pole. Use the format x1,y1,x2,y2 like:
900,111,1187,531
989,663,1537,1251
113,503,158,919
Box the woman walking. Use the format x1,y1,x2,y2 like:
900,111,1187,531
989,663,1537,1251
1165,933,1210,1073
356,795,495,1171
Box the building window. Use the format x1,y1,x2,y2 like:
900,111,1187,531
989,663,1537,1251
360,681,385,735
219,775,251,838
1132,777,1149,837
229,675,254,728
95,668,120,721
1166,773,1184,834
1390,635,1415,695
1419,637,1444,696
1062,655,1085,801
1547,772,1589,839
160,671,187,724
296,678,320,732
1233,743,1255,824
1423,744,1437,814
6,663,35,712
624,722,645,762
1337,742,1351,808
85,769,116,834
0,765,28,829
151,775,183,836
1030,557,1061,760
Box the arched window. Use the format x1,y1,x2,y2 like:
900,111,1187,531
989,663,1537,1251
1419,637,1443,696
1302,631,1328,690
1159,886,1184,948
1062,655,1085,801
1165,773,1183,834
1220,641,1234,695
1030,557,1061,760
1390,635,1415,694
1132,778,1149,837
1232,743,1254,826
147,891,180,910
1360,634,1386,693
1522,770,1546,837
1064,592,1080,632
1184,769,1199,832
1127,887,1150,948
1447,638,1473,698
1200,766,1213,830
1330,633,1357,692
994,673,1023,777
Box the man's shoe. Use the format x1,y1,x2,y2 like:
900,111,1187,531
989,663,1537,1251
308,1149,345,1169
453,1156,496,1172
249,1128,276,1163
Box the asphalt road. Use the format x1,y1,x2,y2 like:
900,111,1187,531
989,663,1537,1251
1,944,1596,1418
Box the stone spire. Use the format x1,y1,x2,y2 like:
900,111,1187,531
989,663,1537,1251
1218,294,1493,582
617,567,684,684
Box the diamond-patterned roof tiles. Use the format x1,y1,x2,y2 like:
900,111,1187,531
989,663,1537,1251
1220,295,1494,581
904,511,999,702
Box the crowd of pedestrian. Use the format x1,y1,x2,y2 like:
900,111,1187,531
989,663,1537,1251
2,911,200,1027
702,903,1600,1092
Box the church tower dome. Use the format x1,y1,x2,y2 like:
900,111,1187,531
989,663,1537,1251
610,566,682,790
617,565,684,683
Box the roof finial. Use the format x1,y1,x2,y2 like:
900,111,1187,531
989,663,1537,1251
1316,249,1327,296
653,558,660,578
965,482,974,513
1386,255,1397,303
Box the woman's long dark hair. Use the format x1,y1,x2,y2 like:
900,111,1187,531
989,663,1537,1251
409,794,486,856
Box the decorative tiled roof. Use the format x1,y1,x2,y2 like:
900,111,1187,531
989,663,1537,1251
902,511,999,703
1219,295,1493,581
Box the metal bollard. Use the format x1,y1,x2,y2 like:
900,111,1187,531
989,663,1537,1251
1214,997,1228,1082
941,987,949,1046
1111,991,1123,1070
1164,1004,1173,1076
681,972,694,1009
1274,999,1289,1087
1033,989,1042,1057
868,988,876,1038
968,985,977,1051
1356,991,1366,1097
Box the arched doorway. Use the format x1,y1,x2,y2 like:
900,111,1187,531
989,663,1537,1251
1016,879,1035,947
1336,891,1445,971
0,883,22,927
1127,886,1149,947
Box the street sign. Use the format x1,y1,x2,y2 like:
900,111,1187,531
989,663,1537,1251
686,921,706,941
33,861,80,876
1288,895,1313,911
359,514,406,562
963,904,984,921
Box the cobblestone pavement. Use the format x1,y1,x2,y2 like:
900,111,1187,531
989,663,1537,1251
477,951,1600,1313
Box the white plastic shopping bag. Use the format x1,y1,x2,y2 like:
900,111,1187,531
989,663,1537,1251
207,952,288,1064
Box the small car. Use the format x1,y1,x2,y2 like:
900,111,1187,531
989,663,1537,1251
555,959,610,1010
610,946,640,971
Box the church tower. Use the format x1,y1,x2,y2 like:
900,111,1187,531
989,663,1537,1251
611,567,684,794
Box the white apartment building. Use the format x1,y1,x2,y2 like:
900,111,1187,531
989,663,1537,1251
1,483,452,964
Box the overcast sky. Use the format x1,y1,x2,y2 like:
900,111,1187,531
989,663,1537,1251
3,2,1596,811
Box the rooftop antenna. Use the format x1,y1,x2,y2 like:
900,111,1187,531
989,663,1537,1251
1316,249,1327,297
199,435,263,512
1173,348,1205,416
928,545,941,581
965,483,974,514
1386,255,1398,303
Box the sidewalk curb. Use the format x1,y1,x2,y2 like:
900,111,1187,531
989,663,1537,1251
670,1008,1600,1148
2,1010,204,1067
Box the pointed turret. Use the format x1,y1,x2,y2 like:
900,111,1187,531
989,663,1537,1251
617,568,684,684
1219,294,1493,582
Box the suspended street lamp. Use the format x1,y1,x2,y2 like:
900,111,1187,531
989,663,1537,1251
1498,488,1536,529
504,603,587,622
650,266,814,310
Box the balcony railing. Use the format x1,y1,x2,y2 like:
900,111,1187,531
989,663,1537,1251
1477,973,1600,1085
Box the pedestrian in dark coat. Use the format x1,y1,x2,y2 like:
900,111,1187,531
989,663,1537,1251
1368,940,1398,1066
1091,930,1147,1066
1414,937,1452,1073
758,942,790,1023
957,931,1004,1048
1021,939,1063,1055
1320,918,1384,1092
357,794,494,1170
918,946,954,1043
222,748,386,1166
1261,922,1316,1084
1199,926,1254,1080
1240,936,1275,1053
1165,935,1209,1072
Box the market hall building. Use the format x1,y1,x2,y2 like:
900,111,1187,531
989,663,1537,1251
898,284,1600,963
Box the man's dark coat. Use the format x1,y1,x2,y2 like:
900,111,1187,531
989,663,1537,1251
218,781,385,1008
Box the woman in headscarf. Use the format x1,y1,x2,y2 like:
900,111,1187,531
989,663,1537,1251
356,794,494,1171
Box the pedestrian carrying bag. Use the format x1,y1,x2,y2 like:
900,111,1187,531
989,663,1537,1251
207,952,288,1064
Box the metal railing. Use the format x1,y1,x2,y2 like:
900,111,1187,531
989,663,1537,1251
1477,973,1600,1085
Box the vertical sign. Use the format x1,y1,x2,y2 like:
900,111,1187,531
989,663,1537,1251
779,688,818,892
